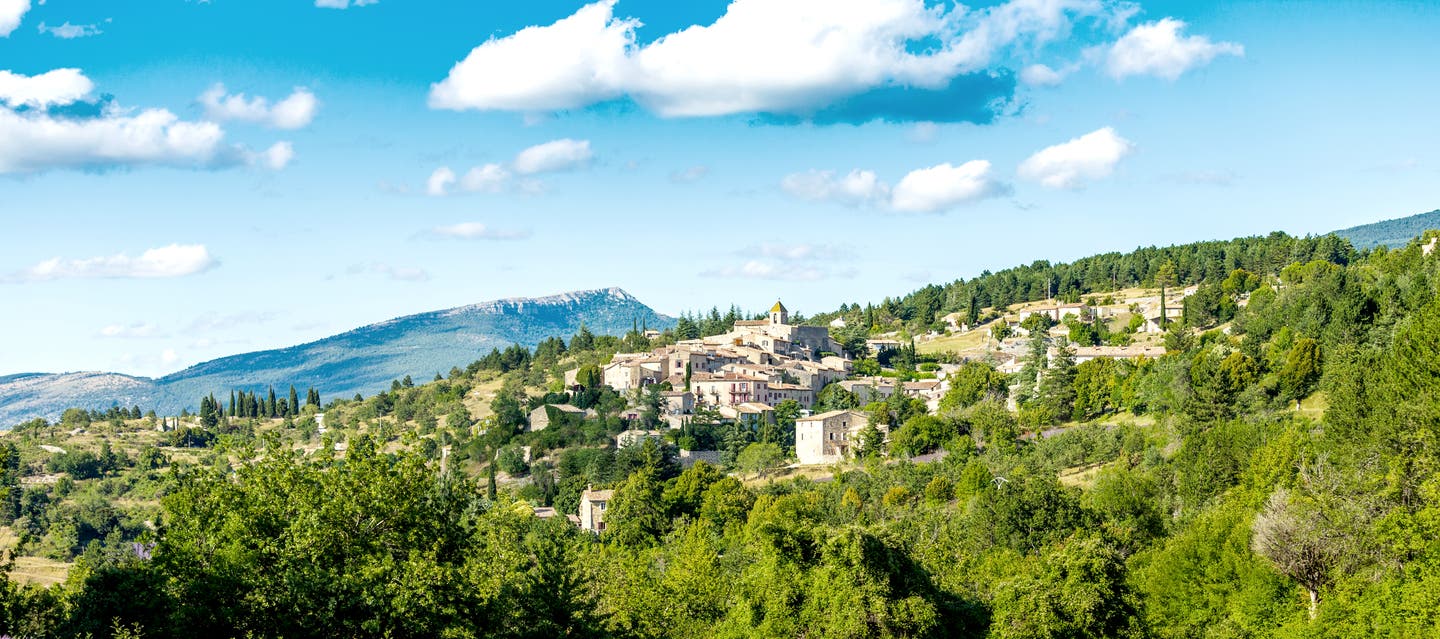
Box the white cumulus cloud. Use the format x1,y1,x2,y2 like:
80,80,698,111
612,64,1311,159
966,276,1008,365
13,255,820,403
0,68,93,108
783,161,1007,212
513,138,592,174
1020,63,1066,87
254,141,294,171
430,0,1122,122
8,244,218,283
1018,126,1134,189
429,1,634,112
1105,18,1243,80
891,160,1010,212
0,0,28,37
0,106,228,174
426,167,456,196
0,69,293,175
199,84,319,130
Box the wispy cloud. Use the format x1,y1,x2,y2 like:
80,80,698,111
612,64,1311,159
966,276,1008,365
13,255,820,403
427,138,591,196
6,244,218,283
185,311,278,334
701,261,856,282
1163,170,1236,187
669,165,709,183
315,0,378,8
513,138,591,174
346,262,430,282
98,322,166,339
199,83,319,130
422,222,532,241
737,243,854,262
704,242,859,281
38,20,105,39
782,160,1009,213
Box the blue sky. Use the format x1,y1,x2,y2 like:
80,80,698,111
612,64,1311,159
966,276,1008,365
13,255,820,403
1,0,1437,378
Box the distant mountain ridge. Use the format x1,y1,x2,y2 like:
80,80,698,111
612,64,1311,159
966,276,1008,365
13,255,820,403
1333,209,1440,250
0,287,673,426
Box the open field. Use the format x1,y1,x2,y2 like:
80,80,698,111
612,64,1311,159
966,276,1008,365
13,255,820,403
1291,391,1329,420
1058,462,1111,489
917,326,994,355
0,527,72,587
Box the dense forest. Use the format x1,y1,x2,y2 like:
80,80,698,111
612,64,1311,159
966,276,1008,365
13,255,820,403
2,229,1440,638
1333,208,1440,250
812,231,1354,337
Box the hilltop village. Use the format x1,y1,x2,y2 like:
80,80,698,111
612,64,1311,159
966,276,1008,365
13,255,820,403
541,288,1197,531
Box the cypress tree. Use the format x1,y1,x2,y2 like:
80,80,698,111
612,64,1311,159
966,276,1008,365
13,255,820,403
487,461,498,501
267,387,278,418
288,386,300,416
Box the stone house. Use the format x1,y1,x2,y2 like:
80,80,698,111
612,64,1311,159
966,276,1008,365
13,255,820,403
836,378,896,404
578,488,614,533
527,404,586,431
795,409,871,465
661,390,694,415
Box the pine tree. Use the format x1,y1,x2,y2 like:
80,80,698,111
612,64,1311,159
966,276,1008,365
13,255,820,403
571,324,595,351
1040,344,1078,420
1018,334,1050,406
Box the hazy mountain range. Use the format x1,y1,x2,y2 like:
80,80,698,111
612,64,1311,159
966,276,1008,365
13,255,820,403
0,288,673,426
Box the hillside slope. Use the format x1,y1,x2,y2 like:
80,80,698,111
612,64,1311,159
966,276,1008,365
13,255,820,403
1334,208,1440,249
0,287,672,425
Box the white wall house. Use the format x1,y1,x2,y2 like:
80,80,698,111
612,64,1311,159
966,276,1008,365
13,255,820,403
795,410,869,465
